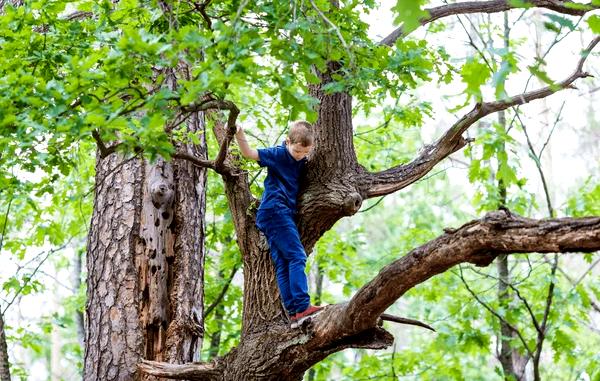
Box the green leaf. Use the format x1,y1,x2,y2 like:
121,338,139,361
391,0,430,34
545,14,576,31
528,65,557,87
588,15,600,34
460,58,491,100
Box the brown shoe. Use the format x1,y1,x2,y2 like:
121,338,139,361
290,305,323,328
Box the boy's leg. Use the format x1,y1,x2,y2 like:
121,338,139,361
269,215,310,314
268,241,296,315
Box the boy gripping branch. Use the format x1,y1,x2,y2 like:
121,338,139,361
235,121,323,328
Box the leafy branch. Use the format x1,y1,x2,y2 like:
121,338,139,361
361,36,599,198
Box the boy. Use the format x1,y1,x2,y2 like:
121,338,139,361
235,120,323,328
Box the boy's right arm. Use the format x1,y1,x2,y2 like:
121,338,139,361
235,125,259,161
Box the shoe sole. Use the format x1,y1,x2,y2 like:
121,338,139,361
290,309,324,329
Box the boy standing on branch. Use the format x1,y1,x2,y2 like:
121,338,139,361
235,121,323,328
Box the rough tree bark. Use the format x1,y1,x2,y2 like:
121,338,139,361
84,109,208,380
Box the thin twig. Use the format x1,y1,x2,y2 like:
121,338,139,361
0,195,13,255
308,0,353,67
1,243,70,315
380,313,436,332
459,265,534,357
538,101,565,159
204,264,239,318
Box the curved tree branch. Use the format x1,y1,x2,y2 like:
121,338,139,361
309,210,600,343
381,0,599,45
92,98,240,175
360,36,599,198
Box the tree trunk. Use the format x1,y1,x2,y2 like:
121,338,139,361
73,249,85,346
494,15,529,380
497,254,527,381
0,312,10,381
84,112,208,380
50,303,62,381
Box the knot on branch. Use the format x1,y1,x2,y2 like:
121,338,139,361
343,192,362,215
453,136,474,153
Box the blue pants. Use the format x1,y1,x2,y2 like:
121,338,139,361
256,208,310,315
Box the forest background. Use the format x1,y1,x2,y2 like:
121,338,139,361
1,0,599,380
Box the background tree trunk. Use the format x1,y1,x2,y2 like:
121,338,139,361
497,254,528,380
73,249,85,346
0,312,10,381
84,112,208,380
495,15,528,379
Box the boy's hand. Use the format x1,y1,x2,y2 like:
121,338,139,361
234,124,259,161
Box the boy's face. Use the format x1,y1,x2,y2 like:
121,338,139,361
286,140,313,161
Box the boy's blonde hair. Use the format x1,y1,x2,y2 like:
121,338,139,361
288,120,314,147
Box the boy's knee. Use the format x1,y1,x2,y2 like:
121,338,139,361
288,255,306,266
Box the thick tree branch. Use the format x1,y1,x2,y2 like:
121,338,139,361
381,0,599,45
361,36,599,198
138,360,222,380
311,211,600,342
